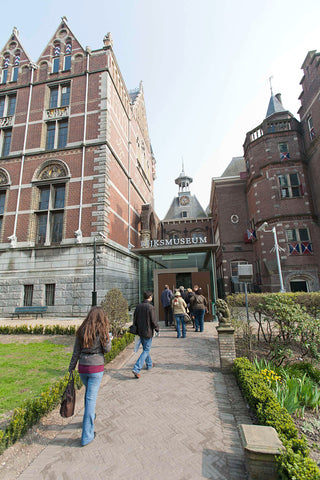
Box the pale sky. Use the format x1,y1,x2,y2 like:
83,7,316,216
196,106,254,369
1,0,320,218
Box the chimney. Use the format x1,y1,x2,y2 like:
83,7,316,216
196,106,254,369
275,93,282,105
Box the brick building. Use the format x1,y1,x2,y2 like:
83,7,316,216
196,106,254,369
0,20,155,316
211,51,320,296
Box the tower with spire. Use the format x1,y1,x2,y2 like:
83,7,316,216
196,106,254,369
163,163,206,220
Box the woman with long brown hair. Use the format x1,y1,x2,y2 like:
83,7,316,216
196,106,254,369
69,306,112,446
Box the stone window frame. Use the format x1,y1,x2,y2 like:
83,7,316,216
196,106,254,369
31,160,70,246
278,173,302,199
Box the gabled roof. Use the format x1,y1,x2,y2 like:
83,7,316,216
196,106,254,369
0,27,32,65
37,18,85,63
163,195,207,220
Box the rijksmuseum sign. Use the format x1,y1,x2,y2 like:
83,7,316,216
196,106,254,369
141,236,208,248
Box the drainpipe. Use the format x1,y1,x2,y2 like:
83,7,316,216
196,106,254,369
127,116,132,250
10,62,37,248
75,47,90,243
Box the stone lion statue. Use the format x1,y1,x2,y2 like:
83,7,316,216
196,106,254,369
215,299,231,325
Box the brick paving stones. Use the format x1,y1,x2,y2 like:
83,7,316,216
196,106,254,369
12,321,251,479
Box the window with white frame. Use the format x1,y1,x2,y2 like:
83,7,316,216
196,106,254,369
36,183,65,245
1,129,12,156
46,120,68,150
278,173,301,198
0,94,17,119
286,228,312,255
49,84,70,109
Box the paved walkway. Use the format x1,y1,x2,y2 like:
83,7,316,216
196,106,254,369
3,321,252,480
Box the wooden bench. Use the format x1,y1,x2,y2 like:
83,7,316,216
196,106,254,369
12,306,48,320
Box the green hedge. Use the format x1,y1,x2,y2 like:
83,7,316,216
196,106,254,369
233,357,320,480
0,324,77,335
0,332,134,454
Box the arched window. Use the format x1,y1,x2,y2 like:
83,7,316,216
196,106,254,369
33,162,69,245
1,55,10,84
52,42,61,73
64,40,72,71
12,50,20,82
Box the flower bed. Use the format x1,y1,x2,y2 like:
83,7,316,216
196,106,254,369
233,357,320,479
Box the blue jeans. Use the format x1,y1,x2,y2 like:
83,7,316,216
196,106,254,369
79,371,103,446
133,337,153,373
175,314,186,338
194,309,205,332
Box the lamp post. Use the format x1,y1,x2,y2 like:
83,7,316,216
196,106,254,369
92,236,97,306
257,222,286,292
91,232,107,306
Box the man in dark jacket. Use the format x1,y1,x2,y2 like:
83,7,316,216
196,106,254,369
160,284,173,326
132,291,159,378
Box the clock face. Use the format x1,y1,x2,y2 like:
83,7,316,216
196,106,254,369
180,195,190,206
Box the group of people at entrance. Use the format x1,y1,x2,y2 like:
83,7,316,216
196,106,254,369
161,284,208,338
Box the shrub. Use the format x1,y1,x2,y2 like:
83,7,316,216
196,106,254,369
227,293,320,365
101,288,129,337
233,357,320,479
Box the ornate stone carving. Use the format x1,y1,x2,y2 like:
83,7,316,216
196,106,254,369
46,105,69,119
39,163,66,180
0,171,8,185
215,298,231,326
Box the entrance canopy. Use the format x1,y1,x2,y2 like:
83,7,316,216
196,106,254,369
133,243,217,270
132,244,218,319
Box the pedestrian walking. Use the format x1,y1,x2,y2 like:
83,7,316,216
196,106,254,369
171,290,187,338
132,291,159,378
160,284,173,326
68,306,112,446
190,286,208,332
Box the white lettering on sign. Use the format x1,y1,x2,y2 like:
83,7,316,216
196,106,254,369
141,236,207,248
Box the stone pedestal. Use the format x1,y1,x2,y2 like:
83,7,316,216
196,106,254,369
239,424,285,480
216,324,236,372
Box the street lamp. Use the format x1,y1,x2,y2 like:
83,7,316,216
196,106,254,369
257,222,286,292
92,236,97,306
91,232,107,306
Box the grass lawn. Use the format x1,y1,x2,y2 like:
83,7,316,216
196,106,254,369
0,340,72,418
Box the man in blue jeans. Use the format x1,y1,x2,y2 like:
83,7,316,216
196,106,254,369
132,291,159,379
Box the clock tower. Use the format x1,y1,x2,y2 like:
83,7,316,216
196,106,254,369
175,164,193,207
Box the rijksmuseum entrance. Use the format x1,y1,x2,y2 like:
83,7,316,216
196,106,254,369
132,243,218,322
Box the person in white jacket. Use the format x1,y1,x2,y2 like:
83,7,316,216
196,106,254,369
171,291,187,338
